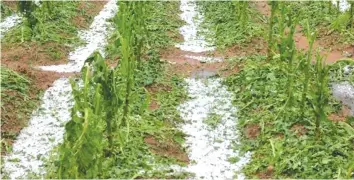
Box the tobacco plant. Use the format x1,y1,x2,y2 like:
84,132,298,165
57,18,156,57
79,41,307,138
300,21,317,115
267,1,278,61
116,2,146,127
58,62,106,178
18,1,38,29
311,52,330,139
233,1,249,29
57,2,148,178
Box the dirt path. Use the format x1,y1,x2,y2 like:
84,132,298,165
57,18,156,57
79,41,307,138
253,1,353,63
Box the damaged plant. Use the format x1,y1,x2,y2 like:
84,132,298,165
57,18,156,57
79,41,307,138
56,2,147,178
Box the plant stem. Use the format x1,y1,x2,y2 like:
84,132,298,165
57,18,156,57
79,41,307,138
267,1,277,61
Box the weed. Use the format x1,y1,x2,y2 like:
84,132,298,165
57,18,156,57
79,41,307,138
267,1,278,61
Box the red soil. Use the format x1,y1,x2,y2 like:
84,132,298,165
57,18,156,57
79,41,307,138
144,135,189,163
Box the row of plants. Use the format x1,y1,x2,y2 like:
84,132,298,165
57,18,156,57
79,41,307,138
285,1,354,44
46,2,188,179
225,1,354,178
197,1,265,49
105,1,183,61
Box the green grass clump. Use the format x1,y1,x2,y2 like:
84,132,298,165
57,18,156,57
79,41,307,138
224,56,354,178
198,1,264,49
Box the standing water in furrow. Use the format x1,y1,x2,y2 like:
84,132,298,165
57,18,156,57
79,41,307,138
2,1,118,179
175,0,251,179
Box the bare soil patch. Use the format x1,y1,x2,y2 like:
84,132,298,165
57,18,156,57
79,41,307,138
328,105,351,122
257,165,273,179
2,42,70,66
1,84,39,154
245,124,261,139
291,124,308,137
144,135,189,163
252,1,271,17
2,53,77,90
146,83,172,111
73,1,107,29
2,1,17,11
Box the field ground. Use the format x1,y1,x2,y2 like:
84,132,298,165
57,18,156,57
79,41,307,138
1,0,354,179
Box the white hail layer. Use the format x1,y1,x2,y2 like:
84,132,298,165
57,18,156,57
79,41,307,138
38,0,118,73
175,0,215,53
3,78,73,179
2,1,118,179
331,0,350,12
178,78,251,179
332,82,354,116
0,14,21,39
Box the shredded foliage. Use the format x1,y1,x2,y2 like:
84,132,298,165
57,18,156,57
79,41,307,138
0,67,40,153
198,1,264,49
4,2,82,44
284,1,354,44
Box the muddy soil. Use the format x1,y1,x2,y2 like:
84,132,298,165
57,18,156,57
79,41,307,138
161,47,241,78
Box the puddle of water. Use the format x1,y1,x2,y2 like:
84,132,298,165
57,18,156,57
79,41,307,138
186,55,223,63
191,69,217,79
